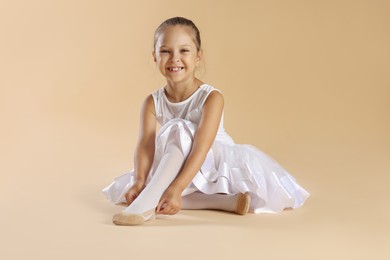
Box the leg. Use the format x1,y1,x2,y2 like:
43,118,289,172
182,191,251,215
124,141,185,214
113,139,186,225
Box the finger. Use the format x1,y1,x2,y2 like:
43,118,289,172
156,199,167,213
126,192,137,206
159,205,171,214
163,205,179,215
165,208,177,215
125,194,131,206
168,204,181,215
158,203,172,215
125,193,132,205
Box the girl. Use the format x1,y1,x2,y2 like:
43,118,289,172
103,17,310,226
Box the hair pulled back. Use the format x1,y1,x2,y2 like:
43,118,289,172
153,17,201,52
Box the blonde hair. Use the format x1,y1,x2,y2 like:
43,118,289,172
153,17,201,52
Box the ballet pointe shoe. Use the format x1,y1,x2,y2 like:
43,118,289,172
234,192,251,215
112,209,156,226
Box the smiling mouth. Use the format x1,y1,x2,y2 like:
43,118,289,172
167,67,184,72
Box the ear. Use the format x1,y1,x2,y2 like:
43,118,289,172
152,51,157,63
196,49,203,64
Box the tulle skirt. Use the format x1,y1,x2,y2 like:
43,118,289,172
102,118,310,213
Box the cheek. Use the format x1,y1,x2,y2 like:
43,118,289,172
156,57,167,66
163,57,173,64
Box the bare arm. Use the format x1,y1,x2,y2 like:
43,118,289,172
134,94,157,184
125,94,156,205
168,91,224,193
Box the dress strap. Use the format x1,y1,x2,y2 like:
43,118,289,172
151,88,165,125
199,86,222,108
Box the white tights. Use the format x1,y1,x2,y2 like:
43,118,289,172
182,192,236,212
123,138,236,215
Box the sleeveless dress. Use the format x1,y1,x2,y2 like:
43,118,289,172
102,83,310,213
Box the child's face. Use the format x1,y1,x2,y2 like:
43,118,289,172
153,25,202,84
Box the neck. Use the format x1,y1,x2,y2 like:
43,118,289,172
164,78,203,102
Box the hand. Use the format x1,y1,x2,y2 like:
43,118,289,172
156,186,182,215
125,181,146,206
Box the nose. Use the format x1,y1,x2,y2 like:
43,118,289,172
171,51,180,62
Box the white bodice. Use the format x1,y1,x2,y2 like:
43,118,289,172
151,83,231,143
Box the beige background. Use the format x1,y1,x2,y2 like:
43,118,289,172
1,0,389,259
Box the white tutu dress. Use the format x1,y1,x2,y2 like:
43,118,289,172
103,83,310,213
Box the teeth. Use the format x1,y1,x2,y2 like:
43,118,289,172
168,67,183,71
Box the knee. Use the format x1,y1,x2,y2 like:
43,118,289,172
157,119,196,157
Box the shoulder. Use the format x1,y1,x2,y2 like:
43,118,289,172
141,94,156,115
203,89,224,111
201,83,224,105
205,90,223,103
150,87,164,100
145,87,164,109
144,93,154,104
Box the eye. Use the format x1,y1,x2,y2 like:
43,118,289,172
181,49,190,52
159,50,169,53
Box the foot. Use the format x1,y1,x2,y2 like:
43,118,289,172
112,208,156,226
234,192,251,215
